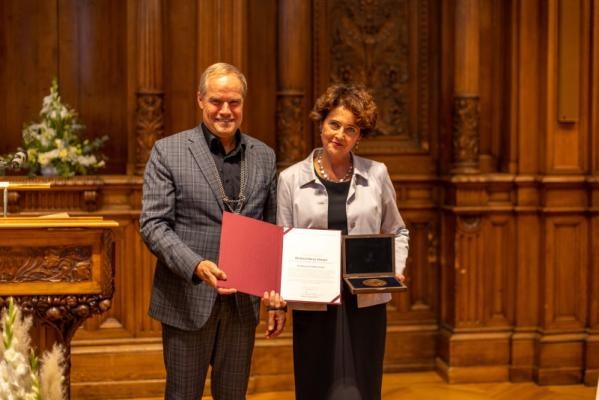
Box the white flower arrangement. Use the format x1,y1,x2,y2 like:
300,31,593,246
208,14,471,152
15,79,107,176
0,298,66,400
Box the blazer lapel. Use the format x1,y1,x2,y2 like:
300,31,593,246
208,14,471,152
188,127,224,211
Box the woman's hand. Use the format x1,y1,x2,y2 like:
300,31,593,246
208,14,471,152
262,290,287,338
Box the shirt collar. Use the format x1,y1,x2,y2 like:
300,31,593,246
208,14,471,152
297,148,369,186
201,123,244,156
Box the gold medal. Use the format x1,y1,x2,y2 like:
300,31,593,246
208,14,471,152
362,278,387,287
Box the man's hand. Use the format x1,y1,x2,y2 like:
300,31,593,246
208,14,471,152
262,290,287,338
195,260,237,295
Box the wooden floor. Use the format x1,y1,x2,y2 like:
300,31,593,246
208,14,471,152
128,371,597,400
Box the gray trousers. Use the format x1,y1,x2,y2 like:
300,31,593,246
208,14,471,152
161,295,257,399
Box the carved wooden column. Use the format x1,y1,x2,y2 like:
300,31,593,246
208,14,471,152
438,176,514,383
452,0,480,173
134,0,164,175
276,0,310,168
438,0,514,384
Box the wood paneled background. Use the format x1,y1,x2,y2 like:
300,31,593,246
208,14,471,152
1,0,598,398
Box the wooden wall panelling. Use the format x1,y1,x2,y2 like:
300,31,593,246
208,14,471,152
438,0,455,175
163,0,277,149
134,0,164,175
197,0,248,74
587,179,599,385
505,0,519,175
386,177,439,371
451,0,479,174
483,213,514,328
543,0,590,174
534,177,588,385
536,211,588,384
478,0,510,173
126,1,138,176
438,176,515,383
0,0,58,156
59,0,129,175
389,178,439,323
163,0,200,137
246,0,277,151
587,0,599,385
556,0,581,123
439,211,456,329
438,208,456,377
196,0,249,133
276,0,311,167
163,0,251,140
248,334,294,394
594,0,599,174
515,0,541,175
510,176,541,382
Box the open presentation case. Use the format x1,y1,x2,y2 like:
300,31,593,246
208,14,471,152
342,234,407,294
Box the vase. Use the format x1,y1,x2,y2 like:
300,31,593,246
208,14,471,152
40,165,58,177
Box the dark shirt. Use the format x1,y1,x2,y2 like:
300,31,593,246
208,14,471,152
317,171,351,234
202,123,243,199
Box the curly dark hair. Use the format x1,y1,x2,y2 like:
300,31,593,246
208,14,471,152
310,83,378,137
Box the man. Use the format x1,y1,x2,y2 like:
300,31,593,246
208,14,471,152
140,62,286,399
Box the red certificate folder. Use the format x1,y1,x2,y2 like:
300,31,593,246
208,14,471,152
218,212,283,297
218,212,341,303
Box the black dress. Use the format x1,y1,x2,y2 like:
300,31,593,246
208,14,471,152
292,176,387,400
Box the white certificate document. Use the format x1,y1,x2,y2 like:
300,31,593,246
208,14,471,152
280,228,341,304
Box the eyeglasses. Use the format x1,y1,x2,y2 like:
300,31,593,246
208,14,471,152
326,120,360,137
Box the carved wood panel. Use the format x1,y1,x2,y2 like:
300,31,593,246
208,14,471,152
544,0,591,174
388,216,438,322
483,215,514,326
0,246,92,282
0,0,58,158
454,215,483,327
313,0,438,161
542,216,588,329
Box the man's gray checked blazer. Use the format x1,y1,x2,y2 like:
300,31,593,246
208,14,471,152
140,125,277,330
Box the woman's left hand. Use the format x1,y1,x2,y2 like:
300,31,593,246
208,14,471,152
396,274,406,283
262,290,287,339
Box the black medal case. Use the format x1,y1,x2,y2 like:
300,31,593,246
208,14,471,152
342,234,407,294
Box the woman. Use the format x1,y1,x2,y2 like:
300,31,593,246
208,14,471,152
277,83,409,400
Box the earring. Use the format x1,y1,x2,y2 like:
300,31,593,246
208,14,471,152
354,140,360,152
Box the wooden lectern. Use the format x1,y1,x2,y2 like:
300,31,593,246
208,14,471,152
0,215,118,398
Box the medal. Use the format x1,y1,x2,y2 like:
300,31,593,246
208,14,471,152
362,278,387,287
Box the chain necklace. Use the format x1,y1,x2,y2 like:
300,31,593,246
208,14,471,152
316,150,353,183
207,150,247,214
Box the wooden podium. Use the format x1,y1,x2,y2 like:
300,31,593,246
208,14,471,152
0,216,118,398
